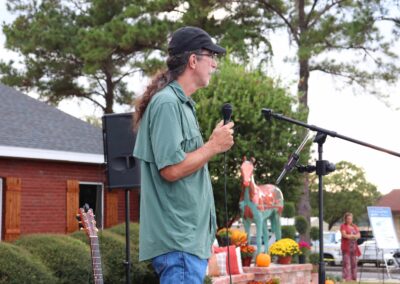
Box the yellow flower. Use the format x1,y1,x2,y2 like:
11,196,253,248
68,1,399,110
269,238,301,257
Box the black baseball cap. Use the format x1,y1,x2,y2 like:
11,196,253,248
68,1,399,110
168,26,226,56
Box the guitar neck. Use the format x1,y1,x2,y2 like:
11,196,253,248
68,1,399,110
90,236,104,284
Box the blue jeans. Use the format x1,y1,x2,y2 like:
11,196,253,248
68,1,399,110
152,251,208,284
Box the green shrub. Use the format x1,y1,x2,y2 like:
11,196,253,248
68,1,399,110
282,202,295,218
0,242,57,284
15,234,92,284
281,225,296,240
107,222,139,245
73,225,157,284
106,223,157,284
204,275,212,284
294,216,309,235
310,226,319,241
309,252,320,265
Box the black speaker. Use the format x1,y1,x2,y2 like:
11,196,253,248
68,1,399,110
102,113,140,189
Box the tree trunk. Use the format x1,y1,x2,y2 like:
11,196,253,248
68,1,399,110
105,70,114,114
298,59,309,106
296,0,311,243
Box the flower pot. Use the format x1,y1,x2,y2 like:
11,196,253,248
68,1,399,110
298,254,306,264
242,256,252,267
277,255,292,264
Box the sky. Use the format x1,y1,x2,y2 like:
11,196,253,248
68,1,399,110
1,3,400,195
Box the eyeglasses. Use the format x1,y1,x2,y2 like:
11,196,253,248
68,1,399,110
195,53,218,60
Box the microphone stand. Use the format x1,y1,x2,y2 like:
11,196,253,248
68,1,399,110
262,108,400,284
276,132,312,185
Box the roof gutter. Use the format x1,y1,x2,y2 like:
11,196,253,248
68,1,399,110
0,145,104,164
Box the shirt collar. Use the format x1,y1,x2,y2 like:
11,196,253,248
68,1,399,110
169,81,196,107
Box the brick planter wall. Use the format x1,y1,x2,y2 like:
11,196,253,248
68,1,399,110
244,264,312,284
212,273,255,284
211,263,312,284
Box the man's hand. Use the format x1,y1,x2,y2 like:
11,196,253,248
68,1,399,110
205,120,234,154
160,120,234,182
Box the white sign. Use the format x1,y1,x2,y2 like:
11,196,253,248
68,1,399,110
367,206,400,250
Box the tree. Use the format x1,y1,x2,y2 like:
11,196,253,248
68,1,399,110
0,0,179,113
310,161,381,229
232,0,400,227
1,0,266,113
196,58,307,228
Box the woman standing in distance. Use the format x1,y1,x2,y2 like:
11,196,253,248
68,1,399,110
340,212,361,282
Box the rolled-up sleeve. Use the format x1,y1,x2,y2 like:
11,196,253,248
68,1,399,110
150,102,186,170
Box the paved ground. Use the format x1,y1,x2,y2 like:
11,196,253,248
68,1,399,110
326,265,400,282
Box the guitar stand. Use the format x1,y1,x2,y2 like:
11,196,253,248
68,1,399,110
124,188,132,284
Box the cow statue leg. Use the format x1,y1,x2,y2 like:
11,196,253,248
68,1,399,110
261,218,270,253
254,218,263,255
271,209,282,241
243,217,251,243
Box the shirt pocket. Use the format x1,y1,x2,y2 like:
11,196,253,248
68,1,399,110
182,128,203,153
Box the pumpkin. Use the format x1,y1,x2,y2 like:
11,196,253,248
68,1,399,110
325,280,335,284
256,253,271,267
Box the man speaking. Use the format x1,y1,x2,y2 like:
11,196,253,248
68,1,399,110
133,26,234,284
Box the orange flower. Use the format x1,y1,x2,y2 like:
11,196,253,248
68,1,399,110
240,245,256,258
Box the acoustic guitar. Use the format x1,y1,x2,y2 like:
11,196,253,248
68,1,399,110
77,204,104,284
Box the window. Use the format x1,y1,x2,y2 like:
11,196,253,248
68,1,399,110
79,183,104,229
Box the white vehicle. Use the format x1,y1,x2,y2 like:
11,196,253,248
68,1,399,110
312,232,342,266
358,239,398,266
313,231,399,267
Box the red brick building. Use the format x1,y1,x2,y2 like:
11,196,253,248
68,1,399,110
0,83,139,241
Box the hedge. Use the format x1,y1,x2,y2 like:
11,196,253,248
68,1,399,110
0,242,57,284
72,224,157,284
107,222,139,245
281,225,296,240
14,234,92,284
294,215,309,235
310,226,320,241
282,202,296,218
4,223,157,284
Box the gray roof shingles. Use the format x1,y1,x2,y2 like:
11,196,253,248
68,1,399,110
0,83,103,155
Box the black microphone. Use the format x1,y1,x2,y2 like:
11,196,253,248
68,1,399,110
221,103,233,125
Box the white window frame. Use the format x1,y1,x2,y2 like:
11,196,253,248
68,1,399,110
79,182,104,230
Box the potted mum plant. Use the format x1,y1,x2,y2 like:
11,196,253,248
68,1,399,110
216,228,232,247
269,238,301,264
240,245,256,266
298,241,311,263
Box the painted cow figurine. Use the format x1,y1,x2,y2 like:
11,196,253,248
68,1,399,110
239,157,284,254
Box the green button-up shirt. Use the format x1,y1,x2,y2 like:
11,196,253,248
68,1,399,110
133,81,217,261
